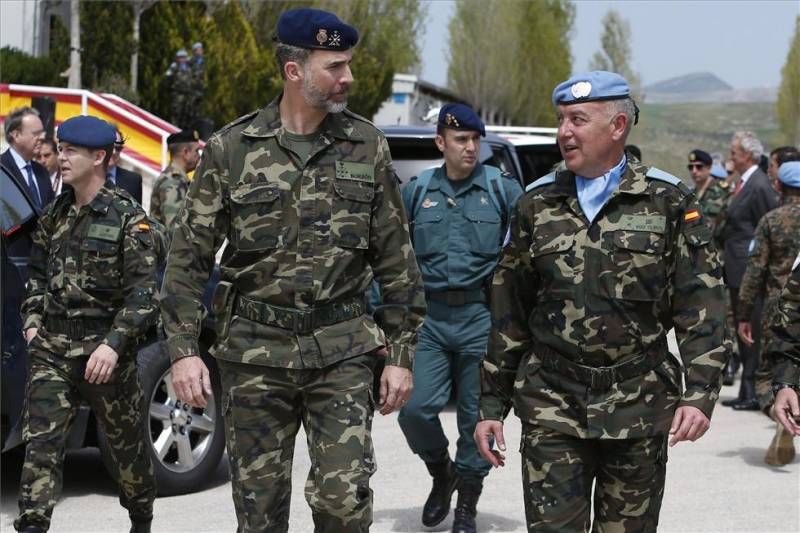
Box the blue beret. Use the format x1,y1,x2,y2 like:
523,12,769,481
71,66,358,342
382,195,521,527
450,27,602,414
710,164,728,179
688,149,712,166
552,71,631,106
778,161,800,188
438,103,485,137
57,115,116,148
276,8,358,51
176,49,188,58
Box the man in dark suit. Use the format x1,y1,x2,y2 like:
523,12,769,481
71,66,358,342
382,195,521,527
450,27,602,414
107,127,143,204
721,131,780,410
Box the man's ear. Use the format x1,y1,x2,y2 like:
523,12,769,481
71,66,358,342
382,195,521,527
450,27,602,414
610,113,629,142
434,133,446,153
284,61,303,82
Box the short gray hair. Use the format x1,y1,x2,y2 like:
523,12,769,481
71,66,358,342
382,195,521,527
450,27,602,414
4,106,40,144
606,98,637,136
275,43,311,80
732,131,764,162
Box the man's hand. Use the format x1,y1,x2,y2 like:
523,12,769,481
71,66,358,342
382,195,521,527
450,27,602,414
669,405,710,447
24,328,38,344
737,320,754,346
474,420,506,467
85,344,119,384
773,388,800,436
171,356,211,408
378,364,412,415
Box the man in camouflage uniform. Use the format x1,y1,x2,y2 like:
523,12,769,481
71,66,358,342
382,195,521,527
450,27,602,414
737,161,800,464
15,116,158,533
149,129,201,231
159,8,425,533
770,252,800,438
687,149,730,225
474,71,729,533
189,42,205,122
165,49,194,128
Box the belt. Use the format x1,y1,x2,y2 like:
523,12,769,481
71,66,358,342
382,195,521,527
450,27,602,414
534,338,668,391
235,294,366,334
425,289,485,306
44,316,112,340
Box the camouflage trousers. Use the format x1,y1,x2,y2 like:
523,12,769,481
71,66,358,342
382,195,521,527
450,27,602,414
218,353,377,533
520,424,667,533
15,334,155,531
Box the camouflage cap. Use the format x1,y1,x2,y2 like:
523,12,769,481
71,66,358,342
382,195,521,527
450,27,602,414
275,8,358,51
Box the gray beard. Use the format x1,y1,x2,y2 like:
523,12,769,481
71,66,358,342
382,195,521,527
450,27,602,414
302,76,347,113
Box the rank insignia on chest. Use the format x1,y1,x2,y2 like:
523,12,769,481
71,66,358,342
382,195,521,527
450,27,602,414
421,198,438,208
480,196,488,205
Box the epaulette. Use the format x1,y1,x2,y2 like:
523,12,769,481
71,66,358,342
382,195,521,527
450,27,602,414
525,171,556,192
342,107,375,127
500,170,517,182
112,188,140,214
217,110,259,135
645,167,682,187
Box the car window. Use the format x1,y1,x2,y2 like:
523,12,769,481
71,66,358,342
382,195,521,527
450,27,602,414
514,143,563,185
486,143,517,179
1,165,37,236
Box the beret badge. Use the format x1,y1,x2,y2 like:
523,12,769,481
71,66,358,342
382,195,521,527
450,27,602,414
570,81,592,99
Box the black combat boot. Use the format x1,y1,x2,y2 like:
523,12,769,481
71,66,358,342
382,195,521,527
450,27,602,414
129,519,152,533
422,458,459,527
452,479,482,533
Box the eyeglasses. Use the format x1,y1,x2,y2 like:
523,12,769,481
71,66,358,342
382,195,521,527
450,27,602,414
687,163,707,170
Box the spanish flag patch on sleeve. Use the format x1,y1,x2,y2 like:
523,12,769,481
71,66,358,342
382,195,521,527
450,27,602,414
684,209,701,223
137,222,151,232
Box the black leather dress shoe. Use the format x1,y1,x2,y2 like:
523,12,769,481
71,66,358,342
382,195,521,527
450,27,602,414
722,371,735,386
731,398,760,410
721,397,741,407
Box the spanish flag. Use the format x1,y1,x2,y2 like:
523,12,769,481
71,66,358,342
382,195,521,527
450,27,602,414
684,209,701,223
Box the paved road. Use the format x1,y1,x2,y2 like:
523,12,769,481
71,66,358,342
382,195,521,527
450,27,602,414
2,378,799,532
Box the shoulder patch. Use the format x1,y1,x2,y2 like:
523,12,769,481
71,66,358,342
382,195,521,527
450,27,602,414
645,167,682,187
718,180,730,189
525,171,556,192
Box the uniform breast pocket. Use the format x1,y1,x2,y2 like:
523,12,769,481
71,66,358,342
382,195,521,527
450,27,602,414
597,230,666,301
81,238,121,290
332,178,374,249
529,235,575,301
230,183,284,251
412,208,446,258
465,208,501,256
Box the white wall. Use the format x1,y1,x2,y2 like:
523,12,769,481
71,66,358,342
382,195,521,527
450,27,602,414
1,0,39,55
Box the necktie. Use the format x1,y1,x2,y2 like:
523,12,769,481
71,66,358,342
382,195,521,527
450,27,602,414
25,164,41,208
734,179,743,196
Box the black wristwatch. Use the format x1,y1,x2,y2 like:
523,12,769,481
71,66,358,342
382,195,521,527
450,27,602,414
771,383,797,397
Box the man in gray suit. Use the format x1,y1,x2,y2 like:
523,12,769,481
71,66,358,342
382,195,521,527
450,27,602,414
721,131,779,410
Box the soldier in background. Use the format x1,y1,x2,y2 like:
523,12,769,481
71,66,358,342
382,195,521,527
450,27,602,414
165,49,193,128
687,149,730,224
475,71,729,532
189,42,206,123
149,129,201,231
159,8,425,532
737,161,800,464
15,115,158,533
767,146,800,192
769,252,800,438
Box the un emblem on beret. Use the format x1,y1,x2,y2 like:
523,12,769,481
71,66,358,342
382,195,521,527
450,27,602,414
571,81,592,99
316,29,328,45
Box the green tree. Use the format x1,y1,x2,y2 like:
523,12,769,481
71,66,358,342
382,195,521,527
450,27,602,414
589,9,643,102
79,1,135,90
776,16,800,145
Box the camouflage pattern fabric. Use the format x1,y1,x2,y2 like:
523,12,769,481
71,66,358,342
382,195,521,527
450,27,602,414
737,194,800,408
167,65,194,128
218,354,376,533
150,162,191,231
696,178,730,226
480,162,729,437
190,56,205,117
768,256,800,387
15,183,158,530
520,423,667,532
160,97,425,370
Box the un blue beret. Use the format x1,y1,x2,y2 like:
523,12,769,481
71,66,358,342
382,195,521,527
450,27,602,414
688,149,712,166
57,115,116,148
276,8,358,51
710,164,728,179
438,103,485,137
778,161,800,188
175,49,188,58
552,71,631,106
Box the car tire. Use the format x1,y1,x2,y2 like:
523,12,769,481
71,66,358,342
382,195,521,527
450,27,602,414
97,341,226,496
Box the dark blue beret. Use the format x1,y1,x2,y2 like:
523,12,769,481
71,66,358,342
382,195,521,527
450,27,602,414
688,149,712,166
167,129,200,145
552,71,631,106
438,103,485,137
57,115,116,148
276,8,358,51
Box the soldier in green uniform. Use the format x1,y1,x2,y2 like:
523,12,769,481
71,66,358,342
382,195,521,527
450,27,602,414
687,149,730,225
474,71,729,533
15,115,159,533
189,42,205,123
398,104,523,533
159,8,425,533
165,49,193,128
149,129,201,231
770,252,800,438
737,161,800,464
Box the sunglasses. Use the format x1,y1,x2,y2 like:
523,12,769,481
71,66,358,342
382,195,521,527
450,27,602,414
687,163,707,170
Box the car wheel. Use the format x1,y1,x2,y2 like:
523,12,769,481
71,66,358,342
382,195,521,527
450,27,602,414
99,342,226,495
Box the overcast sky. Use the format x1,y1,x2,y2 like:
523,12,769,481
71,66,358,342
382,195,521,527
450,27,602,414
419,0,799,90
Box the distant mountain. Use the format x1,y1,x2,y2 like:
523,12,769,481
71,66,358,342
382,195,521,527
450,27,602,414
645,72,776,104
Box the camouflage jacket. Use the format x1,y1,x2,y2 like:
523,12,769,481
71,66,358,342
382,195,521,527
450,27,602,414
160,97,426,369
479,162,729,438
150,162,190,230
167,64,193,95
737,194,800,324
21,183,159,356
768,255,800,387
696,178,730,225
